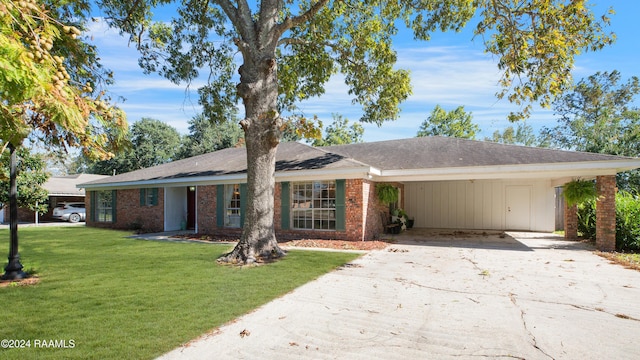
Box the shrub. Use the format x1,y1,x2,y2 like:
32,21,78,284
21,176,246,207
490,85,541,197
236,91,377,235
576,191,640,251
615,192,640,251
576,199,596,240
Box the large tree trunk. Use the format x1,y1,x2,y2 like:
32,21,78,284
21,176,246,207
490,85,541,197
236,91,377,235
219,45,285,264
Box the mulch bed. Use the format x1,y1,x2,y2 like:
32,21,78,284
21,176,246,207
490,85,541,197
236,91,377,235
0,276,40,288
170,234,392,251
279,239,392,251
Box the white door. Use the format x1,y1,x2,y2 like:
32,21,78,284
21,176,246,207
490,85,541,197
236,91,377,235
505,186,531,230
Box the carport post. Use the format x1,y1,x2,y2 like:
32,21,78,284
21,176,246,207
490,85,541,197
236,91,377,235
595,175,616,252
564,202,578,241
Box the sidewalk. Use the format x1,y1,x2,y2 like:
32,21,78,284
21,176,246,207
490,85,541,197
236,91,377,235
0,221,85,229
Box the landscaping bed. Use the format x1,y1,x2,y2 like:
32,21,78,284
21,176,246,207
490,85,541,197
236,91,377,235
170,233,393,251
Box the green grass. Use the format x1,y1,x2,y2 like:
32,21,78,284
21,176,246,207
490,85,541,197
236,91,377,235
0,227,360,359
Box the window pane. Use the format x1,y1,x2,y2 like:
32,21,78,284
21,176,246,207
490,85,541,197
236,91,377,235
224,184,241,227
290,181,336,230
96,191,113,223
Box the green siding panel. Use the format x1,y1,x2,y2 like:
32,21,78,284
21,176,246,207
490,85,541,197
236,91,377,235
335,179,346,231
281,182,290,230
216,185,224,227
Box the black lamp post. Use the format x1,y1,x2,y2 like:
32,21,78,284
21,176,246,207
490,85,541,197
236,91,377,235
2,143,27,280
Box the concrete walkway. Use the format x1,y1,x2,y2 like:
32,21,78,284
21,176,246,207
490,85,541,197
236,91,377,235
157,230,640,360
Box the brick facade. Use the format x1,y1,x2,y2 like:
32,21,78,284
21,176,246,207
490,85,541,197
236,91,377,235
596,175,617,251
564,176,618,249
86,179,398,242
87,188,165,232
196,185,217,234
564,202,578,241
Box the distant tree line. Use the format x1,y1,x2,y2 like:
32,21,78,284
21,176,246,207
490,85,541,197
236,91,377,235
417,71,640,191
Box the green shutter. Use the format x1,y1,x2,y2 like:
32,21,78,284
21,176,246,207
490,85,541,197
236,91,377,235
216,185,224,227
140,189,146,206
281,182,290,230
111,190,117,223
89,191,96,222
335,179,346,231
151,188,159,206
240,183,247,227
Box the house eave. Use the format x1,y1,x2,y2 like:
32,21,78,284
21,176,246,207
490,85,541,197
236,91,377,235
78,166,375,190
375,159,640,183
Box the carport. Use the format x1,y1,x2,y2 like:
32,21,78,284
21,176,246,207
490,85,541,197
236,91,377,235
397,175,618,251
328,137,640,251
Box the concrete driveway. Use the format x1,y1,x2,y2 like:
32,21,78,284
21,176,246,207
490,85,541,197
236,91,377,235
157,231,640,360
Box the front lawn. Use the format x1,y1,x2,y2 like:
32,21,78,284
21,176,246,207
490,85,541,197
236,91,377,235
0,226,360,359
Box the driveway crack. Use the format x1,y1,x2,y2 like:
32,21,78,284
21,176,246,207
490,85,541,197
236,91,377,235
509,293,554,360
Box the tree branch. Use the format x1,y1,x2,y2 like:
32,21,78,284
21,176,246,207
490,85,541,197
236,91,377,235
275,0,330,38
215,0,253,50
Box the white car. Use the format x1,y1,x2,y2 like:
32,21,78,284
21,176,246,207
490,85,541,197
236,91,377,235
52,202,86,223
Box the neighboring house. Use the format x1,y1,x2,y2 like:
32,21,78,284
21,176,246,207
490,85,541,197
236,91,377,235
4,174,108,223
78,137,640,250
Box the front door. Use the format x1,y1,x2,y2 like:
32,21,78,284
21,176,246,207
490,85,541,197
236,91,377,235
505,185,531,230
186,187,196,230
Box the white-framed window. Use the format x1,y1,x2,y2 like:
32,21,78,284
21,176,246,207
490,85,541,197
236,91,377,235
291,181,336,230
96,190,114,223
225,184,241,228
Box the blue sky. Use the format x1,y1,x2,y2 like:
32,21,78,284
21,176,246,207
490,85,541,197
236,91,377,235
88,1,640,143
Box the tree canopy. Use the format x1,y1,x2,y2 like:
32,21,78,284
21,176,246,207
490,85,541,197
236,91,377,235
0,147,49,214
417,105,479,139
541,71,640,155
312,114,364,146
177,114,244,159
1,0,128,157
97,0,616,264
82,118,182,175
1,0,129,278
541,70,640,190
486,122,539,147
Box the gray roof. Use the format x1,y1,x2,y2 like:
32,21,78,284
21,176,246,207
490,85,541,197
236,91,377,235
80,136,638,188
44,174,109,196
81,142,367,186
324,136,628,170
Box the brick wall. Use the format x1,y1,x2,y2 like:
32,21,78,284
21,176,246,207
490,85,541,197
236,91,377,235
196,185,217,234
363,180,397,240
87,189,165,232
275,179,365,241
275,179,403,242
86,179,404,242
596,175,616,251
564,202,578,241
